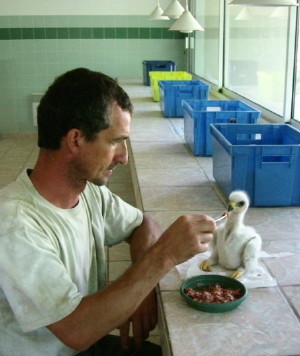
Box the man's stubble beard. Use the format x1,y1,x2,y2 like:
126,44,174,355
68,160,108,189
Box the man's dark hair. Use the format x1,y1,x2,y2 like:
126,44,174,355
37,68,133,149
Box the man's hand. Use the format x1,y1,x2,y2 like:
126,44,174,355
159,214,215,266
119,289,158,349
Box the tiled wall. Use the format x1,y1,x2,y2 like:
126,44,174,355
0,15,186,134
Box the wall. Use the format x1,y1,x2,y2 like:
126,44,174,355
0,0,183,16
0,1,186,133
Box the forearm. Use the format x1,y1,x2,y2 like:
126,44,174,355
127,214,163,262
48,239,173,351
48,214,215,351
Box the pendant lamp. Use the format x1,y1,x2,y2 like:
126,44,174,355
163,0,185,19
149,1,170,20
169,0,204,33
235,7,254,20
270,6,287,17
229,0,298,6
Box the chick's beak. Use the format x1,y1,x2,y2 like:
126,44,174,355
227,202,235,212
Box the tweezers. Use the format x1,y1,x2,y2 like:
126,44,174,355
214,215,227,223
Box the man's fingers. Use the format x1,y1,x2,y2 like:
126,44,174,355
131,317,144,349
200,232,214,243
119,321,130,349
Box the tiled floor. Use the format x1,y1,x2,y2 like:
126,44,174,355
0,134,38,189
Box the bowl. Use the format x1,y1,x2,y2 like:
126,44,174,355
180,274,247,313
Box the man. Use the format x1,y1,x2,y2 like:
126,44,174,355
0,68,215,355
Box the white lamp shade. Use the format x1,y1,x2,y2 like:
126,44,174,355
149,4,170,20
230,0,298,6
169,9,205,33
270,6,287,17
235,7,254,20
163,0,185,19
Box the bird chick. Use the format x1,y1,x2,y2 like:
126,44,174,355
200,190,262,279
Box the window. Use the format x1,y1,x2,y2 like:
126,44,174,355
192,0,299,124
226,5,289,117
293,12,300,122
194,0,221,86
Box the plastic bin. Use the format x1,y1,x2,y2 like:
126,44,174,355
159,80,210,118
210,123,300,207
143,60,176,86
183,99,261,156
149,71,192,102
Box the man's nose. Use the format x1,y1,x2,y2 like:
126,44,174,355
117,141,128,165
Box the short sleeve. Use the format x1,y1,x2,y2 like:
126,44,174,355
83,184,144,246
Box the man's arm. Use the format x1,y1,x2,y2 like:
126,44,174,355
127,214,163,260
119,214,162,349
47,214,215,351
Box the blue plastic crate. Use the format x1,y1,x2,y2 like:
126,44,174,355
159,80,210,118
183,99,261,156
210,123,300,207
143,60,176,86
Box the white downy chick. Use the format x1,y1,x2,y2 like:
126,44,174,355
200,190,262,279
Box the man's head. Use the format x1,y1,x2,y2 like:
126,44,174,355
37,68,133,149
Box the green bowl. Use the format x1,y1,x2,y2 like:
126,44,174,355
180,274,247,313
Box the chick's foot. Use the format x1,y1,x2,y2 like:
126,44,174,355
199,260,212,272
230,270,242,279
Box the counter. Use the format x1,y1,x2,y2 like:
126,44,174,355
121,79,300,356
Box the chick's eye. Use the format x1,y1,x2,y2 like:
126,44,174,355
237,201,245,207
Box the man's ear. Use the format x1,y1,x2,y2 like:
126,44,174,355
65,128,85,152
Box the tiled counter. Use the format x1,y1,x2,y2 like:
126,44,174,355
121,79,300,356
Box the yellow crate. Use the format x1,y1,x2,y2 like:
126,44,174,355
149,71,192,102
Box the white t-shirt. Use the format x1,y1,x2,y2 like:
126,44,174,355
0,170,143,356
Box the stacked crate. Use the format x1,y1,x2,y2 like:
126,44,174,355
210,123,300,207
149,71,192,102
159,80,210,118
143,60,176,86
183,99,261,156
